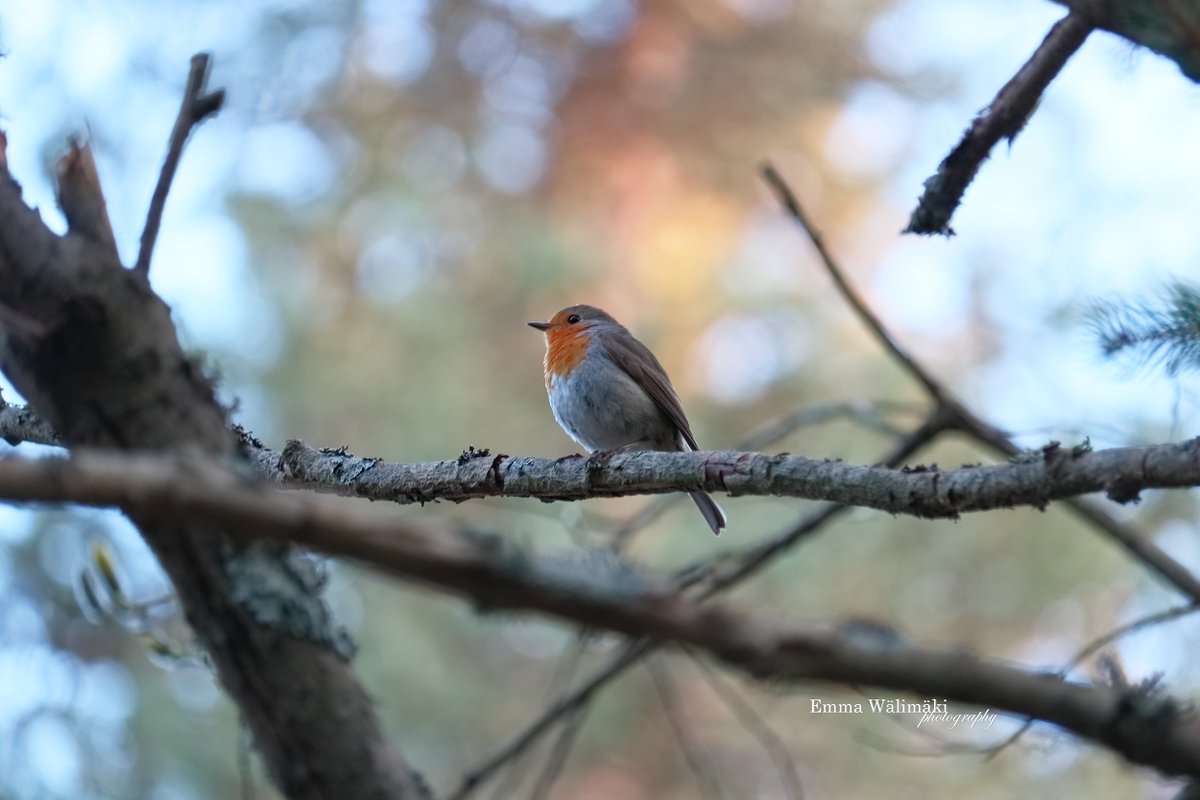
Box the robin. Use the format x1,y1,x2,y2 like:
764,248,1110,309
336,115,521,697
528,304,727,534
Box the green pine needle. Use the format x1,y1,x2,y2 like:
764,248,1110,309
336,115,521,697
1088,280,1200,376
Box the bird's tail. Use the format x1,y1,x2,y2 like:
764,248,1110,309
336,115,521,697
689,491,727,535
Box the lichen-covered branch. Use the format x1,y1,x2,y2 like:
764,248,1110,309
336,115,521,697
0,450,1197,780
265,436,1199,517
4,410,1199,518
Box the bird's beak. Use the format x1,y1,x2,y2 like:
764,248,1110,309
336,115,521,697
527,321,552,331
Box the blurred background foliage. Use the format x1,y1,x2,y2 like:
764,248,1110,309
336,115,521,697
0,0,1198,798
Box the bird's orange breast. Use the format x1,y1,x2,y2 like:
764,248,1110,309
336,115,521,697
543,327,590,385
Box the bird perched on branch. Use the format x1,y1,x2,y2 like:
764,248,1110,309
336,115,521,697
528,304,727,534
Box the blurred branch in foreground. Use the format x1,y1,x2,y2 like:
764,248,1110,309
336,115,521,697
0,451,1198,778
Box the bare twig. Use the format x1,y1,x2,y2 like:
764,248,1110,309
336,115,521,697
904,12,1093,235
761,164,947,400
689,413,946,595
1073,604,1200,667
447,642,649,800
762,165,1200,603
691,654,804,800
527,706,589,800
238,723,256,800
734,399,914,451
135,53,225,276
485,637,590,800
977,602,1200,758
647,657,724,800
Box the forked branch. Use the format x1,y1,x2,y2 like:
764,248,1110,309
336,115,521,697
134,52,225,276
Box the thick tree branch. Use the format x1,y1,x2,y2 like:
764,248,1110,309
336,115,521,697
0,58,425,799
904,11,1093,235
0,451,1197,779
135,53,225,276
259,436,1199,517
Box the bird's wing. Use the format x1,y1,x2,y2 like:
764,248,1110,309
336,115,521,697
604,329,700,451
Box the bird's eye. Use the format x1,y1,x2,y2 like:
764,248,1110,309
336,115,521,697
566,313,581,324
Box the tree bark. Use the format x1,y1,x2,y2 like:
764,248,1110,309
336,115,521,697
0,148,426,798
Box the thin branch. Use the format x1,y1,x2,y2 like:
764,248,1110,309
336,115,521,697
647,657,724,800
135,52,225,276
977,602,1200,758
686,410,947,595
691,654,804,800
762,165,1200,603
761,163,947,400
238,723,257,800
904,12,1093,235
447,642,649,800
486,637,590,800
1073,604,1200,668
734,399,914,451
527,706,589,800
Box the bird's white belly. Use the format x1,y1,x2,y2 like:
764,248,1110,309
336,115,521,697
546,357,666,452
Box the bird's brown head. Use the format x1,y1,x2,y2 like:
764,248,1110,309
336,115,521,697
528,305,620,380
526,304,616,332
